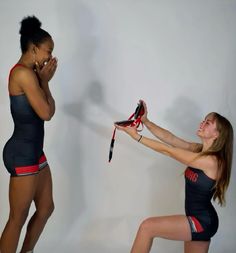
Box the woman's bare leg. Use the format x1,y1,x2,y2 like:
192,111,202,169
0,175,38,253
130,215,192,253
184,241,210,253
20,166,54,253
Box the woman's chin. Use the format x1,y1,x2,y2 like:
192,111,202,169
196,130,202,137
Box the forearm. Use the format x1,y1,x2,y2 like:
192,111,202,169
143,119,174,145
131,132,170,156
40,81,55,118
131,133,199,166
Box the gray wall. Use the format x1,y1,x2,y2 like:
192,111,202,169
0,0,236,252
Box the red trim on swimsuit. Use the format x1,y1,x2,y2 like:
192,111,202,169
190,216,204,232
15,165,39,175
9,64,25,81
39,154,47,164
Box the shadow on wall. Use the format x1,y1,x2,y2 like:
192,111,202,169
164,96,202,139
63,79,156,160
64,80,126,137
49,0,100,235
52,1,144,243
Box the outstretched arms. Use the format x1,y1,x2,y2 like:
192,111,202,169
140,101,200,151
115,124,216,171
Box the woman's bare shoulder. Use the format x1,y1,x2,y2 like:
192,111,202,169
9,65,38,94
11,65,35,81
201,155,219,180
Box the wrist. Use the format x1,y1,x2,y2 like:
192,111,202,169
137,135,143,142
133,134,143,142
142,118,150,125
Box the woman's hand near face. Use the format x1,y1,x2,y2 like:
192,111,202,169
35,57,58,83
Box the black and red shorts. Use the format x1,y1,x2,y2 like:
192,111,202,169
3,145,48,177
187,213,218,241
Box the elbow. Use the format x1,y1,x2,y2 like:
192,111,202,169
40,110,53,121
43,115,52,121
158,146,172,157
41,114,52,121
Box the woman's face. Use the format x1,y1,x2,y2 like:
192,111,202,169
197,113,219,140
35,38,54,68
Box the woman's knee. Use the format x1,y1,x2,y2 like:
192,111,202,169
138,217,156,238
36,201,55,220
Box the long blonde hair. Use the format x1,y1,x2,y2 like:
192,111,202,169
197,112,234,206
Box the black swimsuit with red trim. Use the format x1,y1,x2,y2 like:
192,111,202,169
185,167,219,241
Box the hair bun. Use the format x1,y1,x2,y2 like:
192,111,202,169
19,15,42,35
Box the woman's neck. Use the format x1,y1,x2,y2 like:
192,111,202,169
18,53,34,69
202,139,215,152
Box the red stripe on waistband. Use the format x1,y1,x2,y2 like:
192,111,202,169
15,165,39,175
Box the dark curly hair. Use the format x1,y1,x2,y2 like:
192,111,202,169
19,15,51,53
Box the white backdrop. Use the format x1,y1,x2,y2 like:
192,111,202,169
0,0,236,252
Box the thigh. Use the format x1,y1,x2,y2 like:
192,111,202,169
142,215,192,241
9,175,39,213
184,240,210,253
34,166,54,209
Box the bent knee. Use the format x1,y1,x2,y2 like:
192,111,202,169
139,217,156,236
